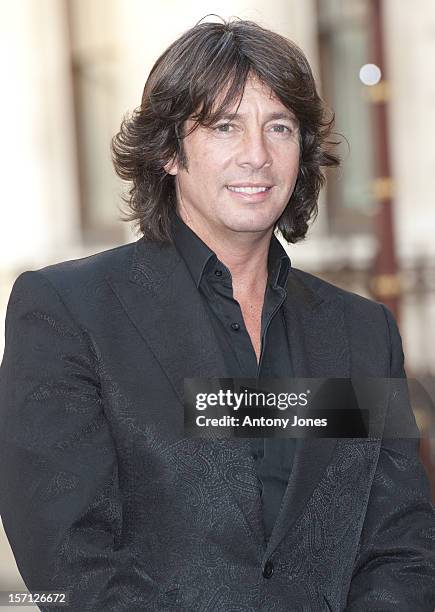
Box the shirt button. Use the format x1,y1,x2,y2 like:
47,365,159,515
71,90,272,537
263,560,274,579
214,269,223,277
230,322,240,331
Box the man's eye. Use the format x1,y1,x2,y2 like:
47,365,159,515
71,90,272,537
271,124,291,133
213,123,234,132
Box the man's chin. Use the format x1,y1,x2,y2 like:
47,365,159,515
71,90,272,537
223,220,276,235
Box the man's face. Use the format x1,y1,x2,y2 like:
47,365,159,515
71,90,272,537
166,76,300,239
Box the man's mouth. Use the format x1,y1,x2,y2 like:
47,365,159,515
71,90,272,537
226,185,272,194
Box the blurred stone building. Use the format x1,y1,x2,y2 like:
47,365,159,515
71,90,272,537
1,0,435,371
0,0,434,601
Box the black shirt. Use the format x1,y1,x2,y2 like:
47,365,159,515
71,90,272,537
171,212,296,543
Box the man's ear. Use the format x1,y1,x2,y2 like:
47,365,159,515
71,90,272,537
164,156,179,176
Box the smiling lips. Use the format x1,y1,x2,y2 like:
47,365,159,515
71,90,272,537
227,184,272,194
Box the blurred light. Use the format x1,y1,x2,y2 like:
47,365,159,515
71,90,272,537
359,63,382,86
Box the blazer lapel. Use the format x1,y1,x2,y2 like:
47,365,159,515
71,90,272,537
106,237,265,549
263,270,349,561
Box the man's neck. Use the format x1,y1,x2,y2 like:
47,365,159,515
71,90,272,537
177,209,272,296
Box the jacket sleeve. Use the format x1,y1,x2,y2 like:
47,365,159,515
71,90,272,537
0,271,161,611
346,305,435,611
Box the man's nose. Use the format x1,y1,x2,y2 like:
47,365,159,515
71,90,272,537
236,129,272,170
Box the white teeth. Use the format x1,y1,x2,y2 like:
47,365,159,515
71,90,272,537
227,186,270,194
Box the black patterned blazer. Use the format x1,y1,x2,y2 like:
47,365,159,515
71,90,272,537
0,236,434,611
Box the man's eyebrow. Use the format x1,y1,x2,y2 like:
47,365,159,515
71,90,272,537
216,111,298,123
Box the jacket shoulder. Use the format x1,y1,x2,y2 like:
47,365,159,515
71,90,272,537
24,240,138,292
291,267,385,315
291,268,402,374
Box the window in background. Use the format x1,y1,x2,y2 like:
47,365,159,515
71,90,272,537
317,0,375,236
66,0,123,245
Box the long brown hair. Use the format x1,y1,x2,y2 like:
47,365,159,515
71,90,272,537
111,18,340,243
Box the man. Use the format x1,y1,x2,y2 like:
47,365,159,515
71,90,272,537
0,18,434,612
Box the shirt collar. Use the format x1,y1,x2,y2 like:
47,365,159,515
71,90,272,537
267,232,291,290
170,211,215,288
170,210,291,290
